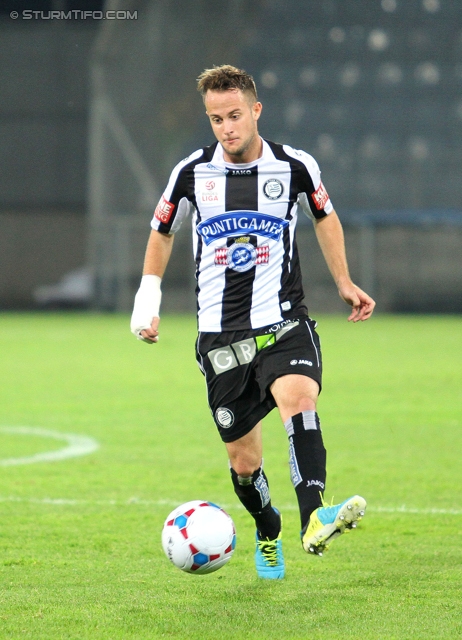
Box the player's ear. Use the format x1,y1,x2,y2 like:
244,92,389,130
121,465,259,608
253,101,263,121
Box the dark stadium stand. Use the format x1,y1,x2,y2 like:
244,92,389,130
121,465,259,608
239,0,462,209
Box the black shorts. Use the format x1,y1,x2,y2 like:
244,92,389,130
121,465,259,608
195,316,322,443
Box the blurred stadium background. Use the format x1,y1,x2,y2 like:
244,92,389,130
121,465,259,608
1,0,461,314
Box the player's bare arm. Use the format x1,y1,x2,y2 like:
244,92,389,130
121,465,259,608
143,229,174,278
314,211,375,322
130,230,174,343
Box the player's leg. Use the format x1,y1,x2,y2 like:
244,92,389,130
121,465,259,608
226,422,281,540
226,423,284,579
270,373,326,529
271,373,366,554
267,314,368,555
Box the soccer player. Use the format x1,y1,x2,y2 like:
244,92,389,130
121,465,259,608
131,65,375,579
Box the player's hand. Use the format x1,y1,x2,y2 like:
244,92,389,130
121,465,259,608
140,316,160,344
131,315,160,344
130,275,162,343
338,282,376,322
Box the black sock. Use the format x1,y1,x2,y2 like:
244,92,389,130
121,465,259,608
230,466,281,540
284,411,327,532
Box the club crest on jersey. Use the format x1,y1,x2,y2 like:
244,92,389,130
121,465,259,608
197,211,288,245
214,237,269,272
263,178,284,200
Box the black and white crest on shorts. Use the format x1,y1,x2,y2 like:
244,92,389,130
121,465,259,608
215,407,235,428
263,178,283,200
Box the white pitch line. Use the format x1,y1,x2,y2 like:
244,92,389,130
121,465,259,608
0,496,460,515
371,505,462,515
0,426,99,466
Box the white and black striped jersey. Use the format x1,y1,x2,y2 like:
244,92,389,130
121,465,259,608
151,138,333,332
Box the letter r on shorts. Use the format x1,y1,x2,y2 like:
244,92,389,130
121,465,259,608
233,338,256,365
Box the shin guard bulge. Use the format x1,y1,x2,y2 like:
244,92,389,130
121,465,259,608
230,466,280,539
284,410,327,530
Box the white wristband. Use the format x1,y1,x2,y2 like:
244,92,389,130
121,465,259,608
130,275,162,340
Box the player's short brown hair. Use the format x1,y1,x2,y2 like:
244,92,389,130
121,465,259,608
197,65,258,102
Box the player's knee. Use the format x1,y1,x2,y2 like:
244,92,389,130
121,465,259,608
272,375,319,420
229,456,261,478
282,395,316,417
230,462,260,478
297,396,317,413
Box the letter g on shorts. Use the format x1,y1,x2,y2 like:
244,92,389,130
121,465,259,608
210,347,238,373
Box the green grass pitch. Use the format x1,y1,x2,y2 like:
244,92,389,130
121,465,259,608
0,312,461,639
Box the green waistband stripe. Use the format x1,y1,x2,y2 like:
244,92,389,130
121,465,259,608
255,333,276,351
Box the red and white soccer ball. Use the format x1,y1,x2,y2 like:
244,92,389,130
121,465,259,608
161,500,236,574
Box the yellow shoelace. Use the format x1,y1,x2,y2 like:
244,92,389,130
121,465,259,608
320,492,335,508
257,539,279,566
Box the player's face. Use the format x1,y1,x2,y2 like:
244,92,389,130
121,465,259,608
205,89,262,164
